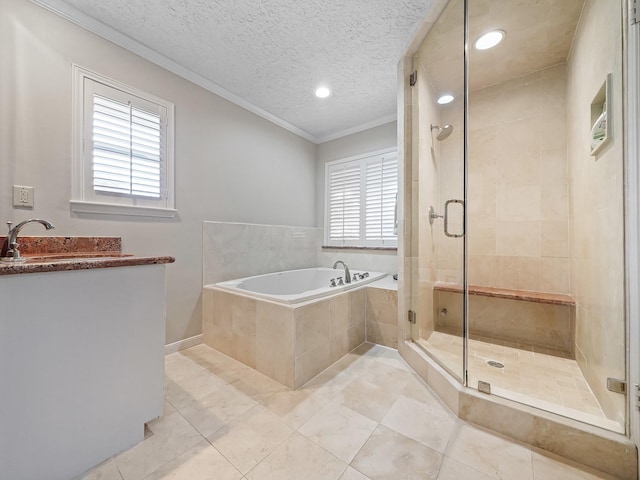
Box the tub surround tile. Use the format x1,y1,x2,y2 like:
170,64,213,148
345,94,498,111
205,277,396,389
256,301,295,387
365,288,398,348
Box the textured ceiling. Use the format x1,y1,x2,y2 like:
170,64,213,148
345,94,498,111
419,0,585,97
34,0,434,142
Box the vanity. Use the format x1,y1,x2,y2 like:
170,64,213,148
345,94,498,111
0,236,174,480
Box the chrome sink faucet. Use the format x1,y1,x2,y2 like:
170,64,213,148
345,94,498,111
4,219,55,261
333,260,351,284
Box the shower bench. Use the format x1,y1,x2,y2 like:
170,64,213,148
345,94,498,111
432,282,576,356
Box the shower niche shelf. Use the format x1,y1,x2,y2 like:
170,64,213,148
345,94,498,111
589,73,612,156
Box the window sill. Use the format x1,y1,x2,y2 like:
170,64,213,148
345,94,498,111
322,245,397,252
70,201,177,218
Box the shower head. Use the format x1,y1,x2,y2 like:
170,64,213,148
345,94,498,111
431,124,454,141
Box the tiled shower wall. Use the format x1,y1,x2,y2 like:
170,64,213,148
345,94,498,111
436,64,571,295
566,0,625,425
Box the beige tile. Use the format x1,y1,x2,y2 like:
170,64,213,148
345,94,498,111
351,425,443,480
179,384,256,437
366,288,398,326
340,467,371,480
244,432,347,480
164,369,226,410
229,368,288,403
114,412,202,480
531,451,618,480
436,457,495,480
182,345,254,384
259,388,332,429
381,396,455,453
300,368,356,398
208,405,294,475
332,377,398,422
445,423,533,480
299,402,378,463
76,459,122,480
496,186,541,222
541,220,569,258
358,361,417,391
496,221,541,257
143,440,241,480
256,301,295,388
365,321,398,348
164,352,206,383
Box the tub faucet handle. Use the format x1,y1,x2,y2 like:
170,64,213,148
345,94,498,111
337,276,344,286
330,278,337,287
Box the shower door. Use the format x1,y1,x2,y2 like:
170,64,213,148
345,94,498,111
409,0,467,383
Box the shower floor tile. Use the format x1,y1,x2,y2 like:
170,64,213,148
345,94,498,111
78,342,620,480
418,332,618,429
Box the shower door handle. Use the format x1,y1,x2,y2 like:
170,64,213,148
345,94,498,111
444,199,464,238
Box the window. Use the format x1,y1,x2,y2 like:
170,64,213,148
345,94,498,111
325,149,398,247
71,66,176,217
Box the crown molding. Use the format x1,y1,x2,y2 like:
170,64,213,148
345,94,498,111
30,0,318,143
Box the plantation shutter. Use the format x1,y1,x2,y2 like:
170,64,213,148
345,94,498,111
327,160,361,244
325,151,398,247
365,154,398,244
92,94,162,199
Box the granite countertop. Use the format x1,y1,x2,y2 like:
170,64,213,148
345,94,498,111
0,236,174,276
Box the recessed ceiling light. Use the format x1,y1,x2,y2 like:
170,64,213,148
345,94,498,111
437,94,455,105
315,86,331,98
474,30,505,50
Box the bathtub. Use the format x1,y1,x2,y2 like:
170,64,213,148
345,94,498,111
213,267,386,305
203,267,391,389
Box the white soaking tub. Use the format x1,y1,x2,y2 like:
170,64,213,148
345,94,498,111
214,267,386,305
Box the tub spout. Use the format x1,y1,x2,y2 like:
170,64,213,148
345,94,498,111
332,260,351,283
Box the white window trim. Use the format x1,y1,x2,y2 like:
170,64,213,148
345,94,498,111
71,65,176,217
324,147,398,247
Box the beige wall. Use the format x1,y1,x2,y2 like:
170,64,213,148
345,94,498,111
566,0,625,424
0,0,317,344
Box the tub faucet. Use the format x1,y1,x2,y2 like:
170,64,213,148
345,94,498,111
333,260,351,284
4,219,55,261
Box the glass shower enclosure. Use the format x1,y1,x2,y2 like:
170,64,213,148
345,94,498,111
408,0,627,433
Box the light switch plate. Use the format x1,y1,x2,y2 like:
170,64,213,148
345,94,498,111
13,185,34,208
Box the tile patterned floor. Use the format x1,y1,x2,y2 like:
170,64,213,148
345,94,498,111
78,343,619,480
419,332,623,431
